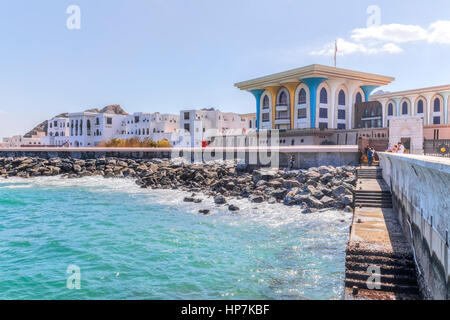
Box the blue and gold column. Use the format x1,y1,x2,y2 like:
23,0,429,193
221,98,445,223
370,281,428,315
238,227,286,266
301,77,327,128
249,89,265,131
360,85,379,102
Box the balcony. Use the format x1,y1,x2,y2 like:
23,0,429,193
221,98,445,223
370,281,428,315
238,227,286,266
275,104,288,111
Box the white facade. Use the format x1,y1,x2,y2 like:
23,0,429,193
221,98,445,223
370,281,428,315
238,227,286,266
67,112,126,147
42,116,70,146
119,112,180,145
177,108,249,147
370,84,450,127
2,133,44,148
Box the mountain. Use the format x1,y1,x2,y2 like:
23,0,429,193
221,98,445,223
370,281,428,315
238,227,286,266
23,105,128,137
84,104,128,115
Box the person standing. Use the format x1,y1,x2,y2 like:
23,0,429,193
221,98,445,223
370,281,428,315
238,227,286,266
398,142,405,154
367,147,374,167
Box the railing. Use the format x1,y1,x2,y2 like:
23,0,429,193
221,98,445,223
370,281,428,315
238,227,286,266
424,139,450,158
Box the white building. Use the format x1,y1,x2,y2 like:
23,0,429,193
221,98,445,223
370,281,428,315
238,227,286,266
41,116,70,146
67,112,126,147
120,112,180,144
2,133,45,148
177,108,250,147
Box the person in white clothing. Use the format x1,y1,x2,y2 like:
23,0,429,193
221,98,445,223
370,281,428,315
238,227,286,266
398,142,405,154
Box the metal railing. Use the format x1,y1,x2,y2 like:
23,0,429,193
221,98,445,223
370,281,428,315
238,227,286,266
423,139,450,157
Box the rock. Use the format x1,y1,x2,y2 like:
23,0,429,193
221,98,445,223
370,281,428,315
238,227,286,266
282,179,301,189
249,195,264,203
183,197,195,202
228,204,239,212
339,195,353,206
301,208,313,214
199,209,210,215
321,196,337,207
320,173,334,184
344,206,353,213
194,199,202,203
271,188,287,200
252,169,278,183
214,195,227,205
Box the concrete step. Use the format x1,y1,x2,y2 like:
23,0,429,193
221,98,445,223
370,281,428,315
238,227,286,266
345,261,416,277
354,203,393,208
345,279,420,295
346,254,415,268
354,195,392,200
346,248,414,260
345,270,418,286
354,199,393,204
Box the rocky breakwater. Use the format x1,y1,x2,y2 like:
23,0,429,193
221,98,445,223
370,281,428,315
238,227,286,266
0,157,356,213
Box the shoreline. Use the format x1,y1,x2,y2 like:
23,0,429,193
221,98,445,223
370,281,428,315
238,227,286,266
0,156,356,214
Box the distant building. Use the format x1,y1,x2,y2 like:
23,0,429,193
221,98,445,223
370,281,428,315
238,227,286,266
177,108,250,147
67,112,126,147
120,112,180,145
239,113,257,131
2,133,44,148
41,116,70,146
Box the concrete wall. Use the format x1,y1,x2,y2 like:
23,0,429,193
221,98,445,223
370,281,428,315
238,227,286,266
379,153,450,299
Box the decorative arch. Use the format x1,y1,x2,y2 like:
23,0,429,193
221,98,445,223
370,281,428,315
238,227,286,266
414,96,427,123
276,87,290,106
333,84,349,129
259,91,272,129
294,83,310,129
431,94,444,124
400,98,411,116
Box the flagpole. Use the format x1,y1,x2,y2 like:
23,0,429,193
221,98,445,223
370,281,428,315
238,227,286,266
334,40,337,67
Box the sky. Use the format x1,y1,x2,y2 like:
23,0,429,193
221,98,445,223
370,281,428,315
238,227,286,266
1,0,450,138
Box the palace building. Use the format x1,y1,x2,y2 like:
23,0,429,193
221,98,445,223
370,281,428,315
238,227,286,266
234,64,395,131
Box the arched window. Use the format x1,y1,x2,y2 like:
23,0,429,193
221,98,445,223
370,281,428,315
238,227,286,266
279,91,288,105
417,100,424,114
298,88,306,104
320,88,328,104
364,108,369,117
377,107,382,115
434,98,440,112
370,108,375,116
262,95,269,109
338,90,346,105
355,92,362,103
402,102,408,115
388,103,393,116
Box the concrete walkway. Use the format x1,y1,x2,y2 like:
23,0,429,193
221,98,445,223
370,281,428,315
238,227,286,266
344,167,421,300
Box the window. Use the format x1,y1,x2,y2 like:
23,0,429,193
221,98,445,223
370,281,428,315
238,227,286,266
298,88,306,104
319,108,328,118
320,88,328,104
276,111,289,119
319,122,328,129
184,112,190,120
297,108,306,119
417,100,424,114
96,118,100,125
184,123,190,132
106,117,112,125
364,108,369,117
388,103,393,116
278,91,288,105
262,113,270,122
402,102,408,115
356,92,362,103
433,116,440,124
262,95,270,109
377,107,382,116
434,98,440,112
338,110,346,120
135,116,140,123
338,90,345,105
337,123,346,130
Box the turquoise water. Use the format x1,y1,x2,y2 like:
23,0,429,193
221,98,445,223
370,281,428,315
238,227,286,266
0,176,351,300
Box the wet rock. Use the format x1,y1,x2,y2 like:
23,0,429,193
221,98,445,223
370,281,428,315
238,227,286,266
183,197,195,202
199,209,210,215
214,195,227,205
228,204,239,212
249,195,264,203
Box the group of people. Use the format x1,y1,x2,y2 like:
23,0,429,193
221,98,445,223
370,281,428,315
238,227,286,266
386,142,405,154
365,146,376,166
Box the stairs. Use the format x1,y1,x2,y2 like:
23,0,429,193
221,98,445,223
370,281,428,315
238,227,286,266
345,249,421,299
344,165,421,300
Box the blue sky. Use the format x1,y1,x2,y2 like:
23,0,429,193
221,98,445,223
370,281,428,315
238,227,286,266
1,0,450,138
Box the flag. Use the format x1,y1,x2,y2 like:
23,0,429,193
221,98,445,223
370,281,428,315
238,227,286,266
334,40,337,67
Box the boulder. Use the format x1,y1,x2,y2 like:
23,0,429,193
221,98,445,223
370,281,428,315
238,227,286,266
249,195,264,203
228,204,239,212
214,195,227,205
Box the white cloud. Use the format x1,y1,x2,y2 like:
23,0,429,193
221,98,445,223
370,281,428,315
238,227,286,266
310,20,450,57
310,38,403,56
350,24,428,43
